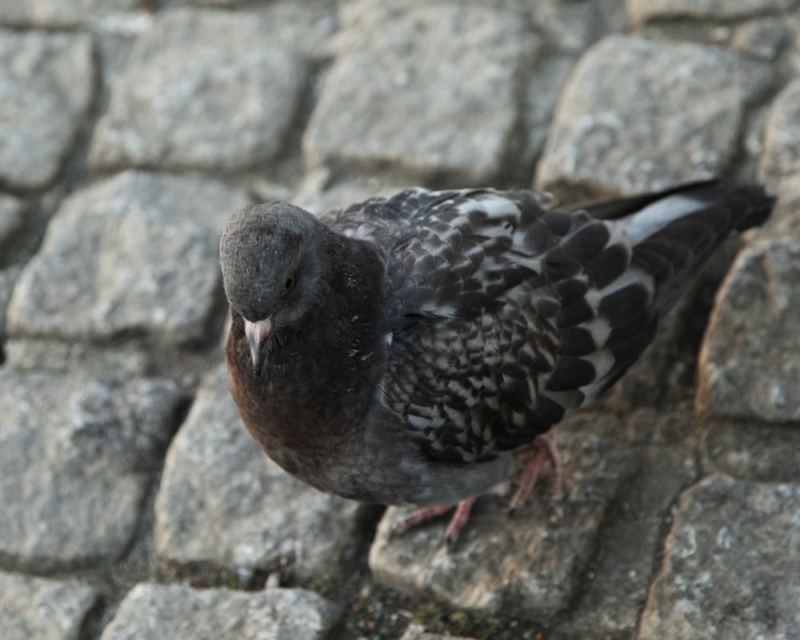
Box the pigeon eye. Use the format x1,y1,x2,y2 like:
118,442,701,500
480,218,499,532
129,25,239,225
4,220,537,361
284,272,295,293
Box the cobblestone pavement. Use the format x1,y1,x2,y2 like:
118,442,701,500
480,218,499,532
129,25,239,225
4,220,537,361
2,1,800,639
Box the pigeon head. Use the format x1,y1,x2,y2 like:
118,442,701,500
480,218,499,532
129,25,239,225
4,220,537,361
220,202,328,371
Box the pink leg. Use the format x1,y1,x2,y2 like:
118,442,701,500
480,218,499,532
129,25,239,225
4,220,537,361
443,496,476,548
390,480,511,542
391,481,509,549
508,432,563,514
391,496,479,548
391,503,455,538
388,433,563,546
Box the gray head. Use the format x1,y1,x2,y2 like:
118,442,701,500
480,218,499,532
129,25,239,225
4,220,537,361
220,202,328,369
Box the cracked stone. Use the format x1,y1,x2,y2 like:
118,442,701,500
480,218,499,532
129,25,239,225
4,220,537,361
7,171,249,346
536,35,765,201
304,1,540,184
639,474,800,640
0,368,184,571
88,8,309,172
0,29,93,189
99,583,339,640
369,432,636,621
697,237,800,422
155,366,366,581
0,572,98,640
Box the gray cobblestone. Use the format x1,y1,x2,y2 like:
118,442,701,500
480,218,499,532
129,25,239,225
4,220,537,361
7,171,248,346
304,1,540,184
639,474,800,640
88,8,309,172
99,583,339,640
537,35,765,200
0,369,183,571
0,572,98,640
697,237,800,422
0,30,93,189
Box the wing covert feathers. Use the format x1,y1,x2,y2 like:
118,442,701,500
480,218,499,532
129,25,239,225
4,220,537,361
366,181,773,463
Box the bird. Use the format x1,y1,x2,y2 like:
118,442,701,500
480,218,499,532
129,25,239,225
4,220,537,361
219,180,773,546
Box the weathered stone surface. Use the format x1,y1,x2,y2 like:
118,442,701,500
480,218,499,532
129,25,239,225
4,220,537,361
0,194,24,250
68,378,185,472
0,30,93,189
369,432,636,620
629,0,797,24
759,80,800,237
697,237,800,422
155,366,365,581
7,171,248,346
100,583,339,640
639,474,800,640
0,0,142,28
0,368,183,570
703,421,800,483
304,2,539,184
0,572,98,640
537,36,762,200
89,9,308,172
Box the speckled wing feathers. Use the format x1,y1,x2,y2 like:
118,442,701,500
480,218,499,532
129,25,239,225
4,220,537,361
322,182,773,465
356,189,633,462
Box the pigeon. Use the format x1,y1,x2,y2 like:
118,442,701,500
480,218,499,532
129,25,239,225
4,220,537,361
220,180,773,544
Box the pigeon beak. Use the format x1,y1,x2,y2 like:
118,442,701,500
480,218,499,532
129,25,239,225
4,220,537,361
244,317,273,373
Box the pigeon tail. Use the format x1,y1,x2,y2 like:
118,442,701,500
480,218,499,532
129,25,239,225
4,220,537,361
547,180,775,405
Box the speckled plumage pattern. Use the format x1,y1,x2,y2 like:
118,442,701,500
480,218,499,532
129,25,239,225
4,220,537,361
220,180,773,508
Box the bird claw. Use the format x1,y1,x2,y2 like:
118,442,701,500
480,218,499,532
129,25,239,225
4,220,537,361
390,498,477,549
391,434,563,547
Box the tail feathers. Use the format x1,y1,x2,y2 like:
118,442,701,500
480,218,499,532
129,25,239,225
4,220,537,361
545,180,774,406
624,181,774,313
578,179,773,230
